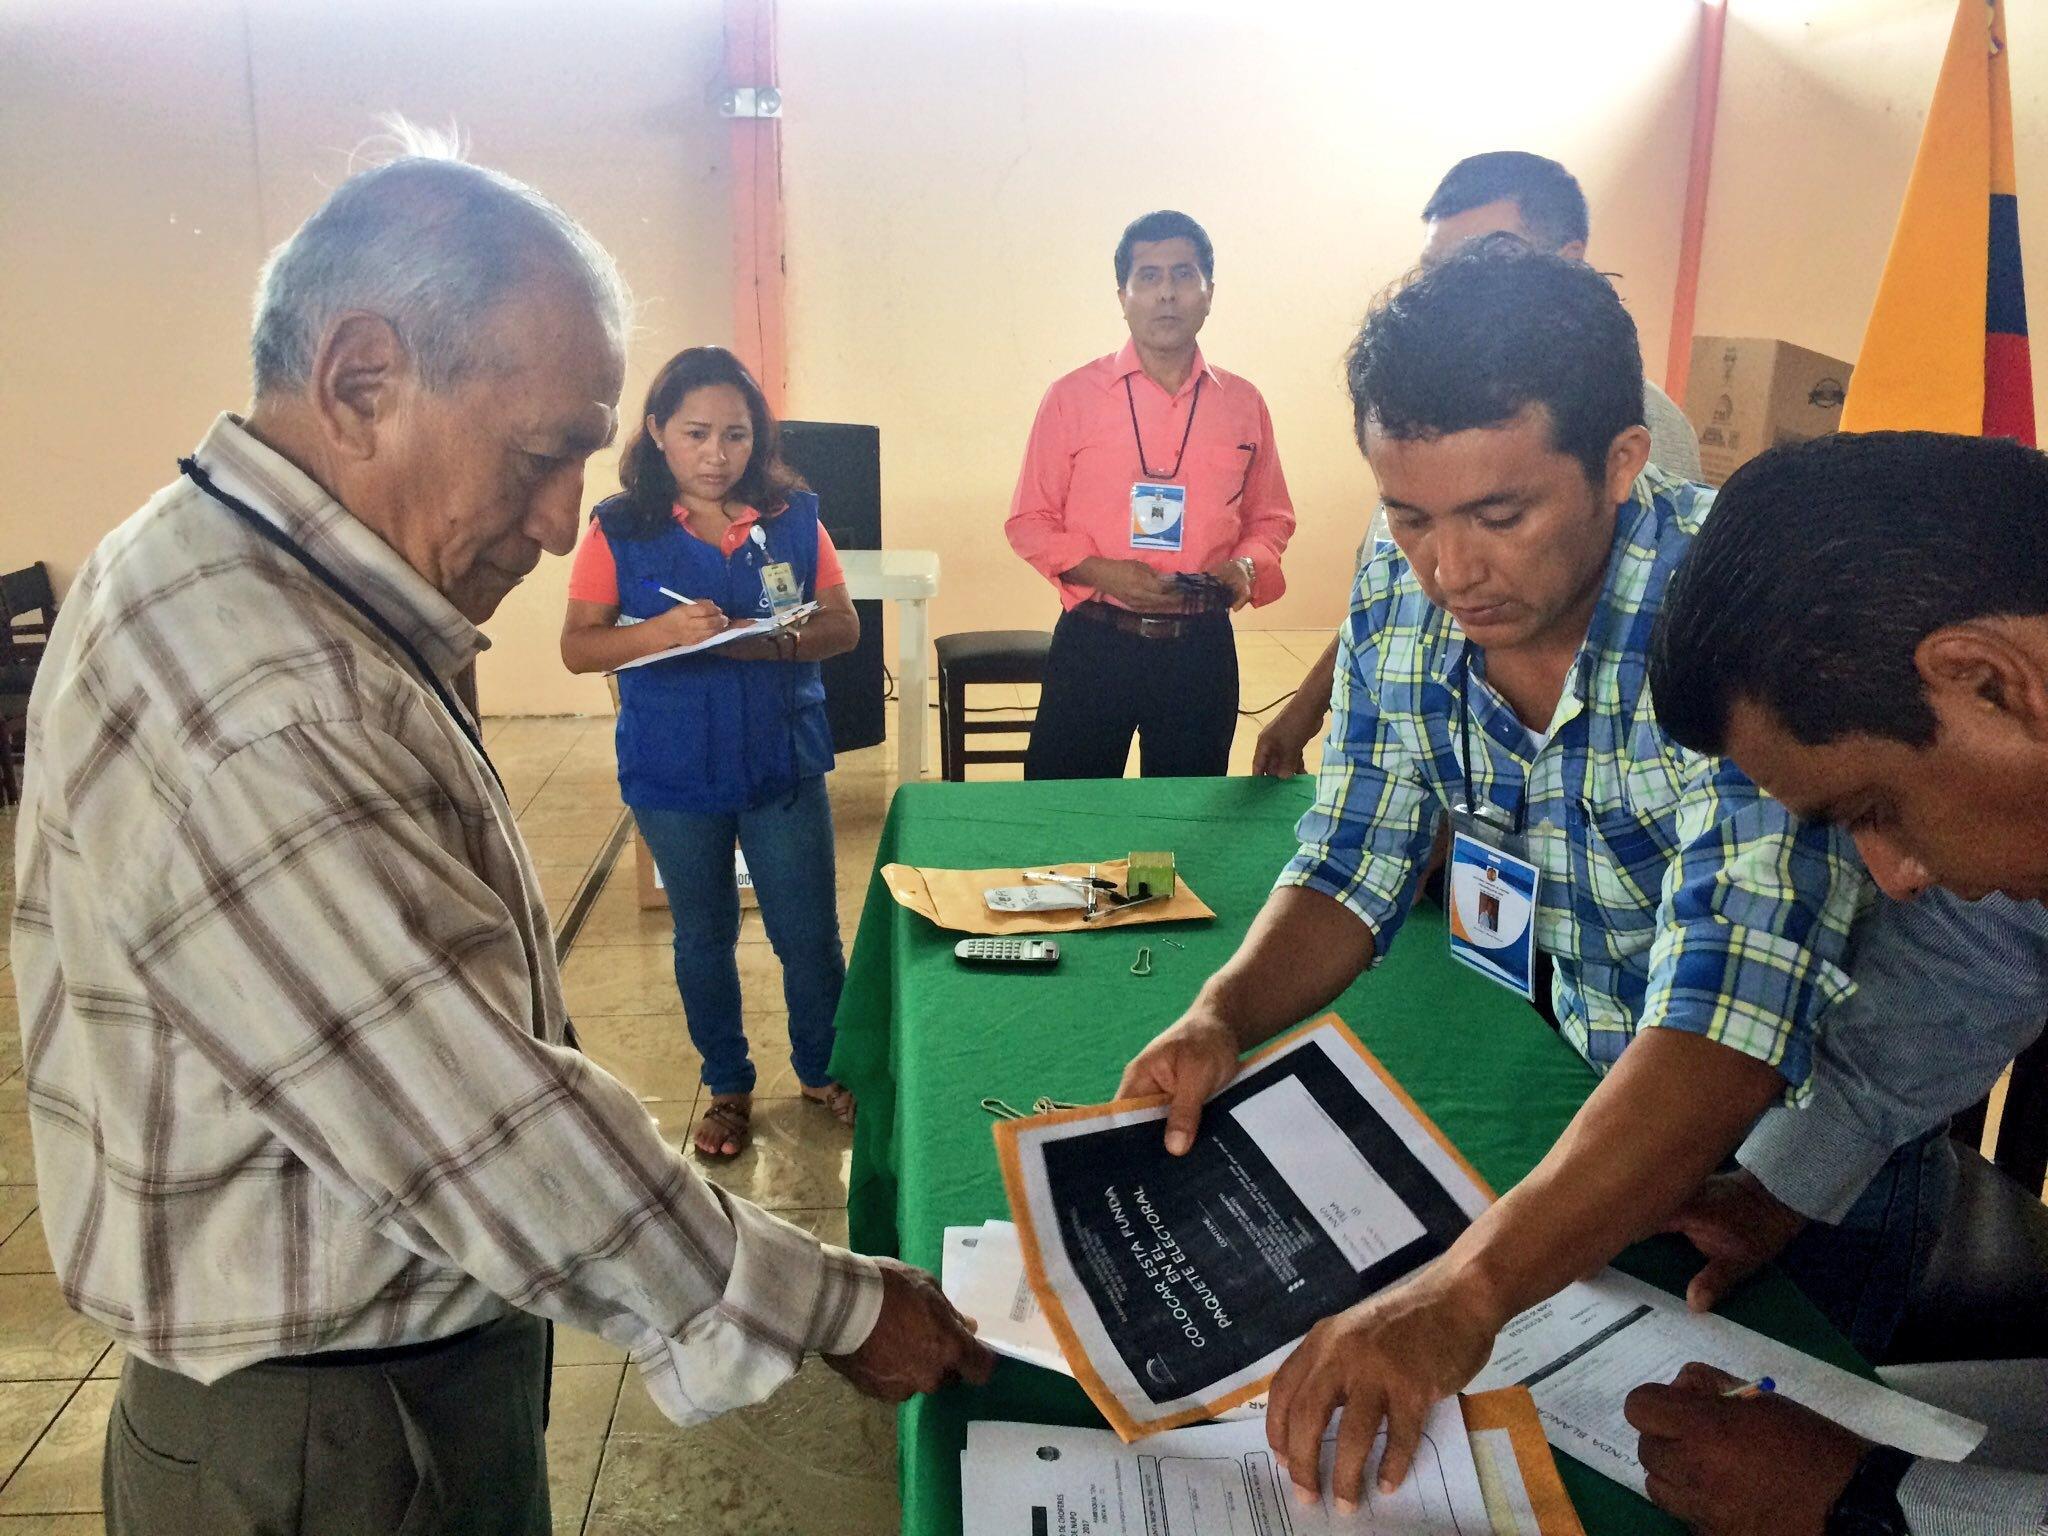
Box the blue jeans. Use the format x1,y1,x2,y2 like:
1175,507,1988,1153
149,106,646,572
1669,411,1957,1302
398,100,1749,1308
1775,1127,1955,1360
632,777,846,1098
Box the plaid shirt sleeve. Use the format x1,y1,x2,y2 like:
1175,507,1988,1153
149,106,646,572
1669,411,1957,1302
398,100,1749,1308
1276,579,1438,956
1641,752,1868,1090
122,720,879,1420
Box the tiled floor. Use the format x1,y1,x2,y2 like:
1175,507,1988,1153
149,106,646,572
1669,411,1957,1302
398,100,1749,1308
2,628,2012,1533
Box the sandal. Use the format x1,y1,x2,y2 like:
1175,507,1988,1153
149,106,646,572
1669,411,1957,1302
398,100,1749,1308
802,1082,857,1129
693,1095,753,1160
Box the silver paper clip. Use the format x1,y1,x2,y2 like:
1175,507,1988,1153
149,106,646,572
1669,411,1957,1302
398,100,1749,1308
980,1095,1082,1121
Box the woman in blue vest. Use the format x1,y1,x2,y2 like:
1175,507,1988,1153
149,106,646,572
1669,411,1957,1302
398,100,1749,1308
562,347,860,1159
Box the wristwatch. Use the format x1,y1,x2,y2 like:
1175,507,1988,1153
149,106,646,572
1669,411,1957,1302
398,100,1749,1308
1825,1445,1913,1536
1233,555,1256,590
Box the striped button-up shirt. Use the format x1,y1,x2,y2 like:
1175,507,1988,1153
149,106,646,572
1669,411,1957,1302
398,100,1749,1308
1281,469,1869,1086
11,414,879,1420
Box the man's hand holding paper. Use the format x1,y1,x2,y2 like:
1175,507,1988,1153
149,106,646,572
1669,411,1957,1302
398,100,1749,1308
825,1258,998,1402
1113,1008,1242,1157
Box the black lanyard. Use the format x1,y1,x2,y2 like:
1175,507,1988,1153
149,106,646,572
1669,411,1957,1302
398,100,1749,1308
1124,373,1204,481
1454,648,1525,837
178,457,504,798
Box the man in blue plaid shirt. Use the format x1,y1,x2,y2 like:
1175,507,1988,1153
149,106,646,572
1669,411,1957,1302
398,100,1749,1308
1119,239,1938,1514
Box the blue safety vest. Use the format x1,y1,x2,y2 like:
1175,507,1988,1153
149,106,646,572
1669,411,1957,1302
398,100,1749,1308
602,491,833,813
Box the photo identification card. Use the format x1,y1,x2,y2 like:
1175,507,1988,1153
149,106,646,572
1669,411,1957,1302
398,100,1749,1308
1447,831,1541,999
1129,482,1186,551
759,560,803,613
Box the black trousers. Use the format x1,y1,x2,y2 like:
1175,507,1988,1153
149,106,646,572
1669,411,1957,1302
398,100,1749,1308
1024,606,1239,780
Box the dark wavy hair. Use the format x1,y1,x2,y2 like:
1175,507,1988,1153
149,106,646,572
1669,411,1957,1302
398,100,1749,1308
1422,151,1590,252
1651,431,2048,754
1114,210,1214,289
1346,233,1643,484
603,346,804,539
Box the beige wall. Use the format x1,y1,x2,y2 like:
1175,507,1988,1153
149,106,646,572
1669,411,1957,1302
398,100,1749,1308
24,1,2032,713
777,0,1703,644
0,0,731,716
1695,0,2048,407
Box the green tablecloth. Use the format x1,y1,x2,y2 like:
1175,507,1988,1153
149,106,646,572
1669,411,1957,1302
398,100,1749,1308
830,776,1870,1536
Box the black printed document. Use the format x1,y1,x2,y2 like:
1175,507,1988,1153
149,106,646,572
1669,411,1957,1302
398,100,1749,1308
995,1016,1493,1439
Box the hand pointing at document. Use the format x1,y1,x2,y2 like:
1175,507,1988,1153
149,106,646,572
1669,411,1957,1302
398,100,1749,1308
1262,1258,1505,1512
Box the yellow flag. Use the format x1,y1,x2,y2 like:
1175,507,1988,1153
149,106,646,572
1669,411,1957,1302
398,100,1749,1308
1840,0,2033,442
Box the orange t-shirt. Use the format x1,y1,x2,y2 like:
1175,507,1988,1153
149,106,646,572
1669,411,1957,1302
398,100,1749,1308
567,503,846,607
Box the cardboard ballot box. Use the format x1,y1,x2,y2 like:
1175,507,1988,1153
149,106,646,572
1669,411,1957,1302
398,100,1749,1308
1683,336,1853,487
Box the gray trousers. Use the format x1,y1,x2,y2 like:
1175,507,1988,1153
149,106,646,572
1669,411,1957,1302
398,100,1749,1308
104,1312,550,1536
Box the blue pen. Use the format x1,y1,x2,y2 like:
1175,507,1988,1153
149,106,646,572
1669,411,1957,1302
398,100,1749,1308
1723,1376,1776,1399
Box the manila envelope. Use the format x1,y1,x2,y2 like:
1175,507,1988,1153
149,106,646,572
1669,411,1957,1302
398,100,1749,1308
879,858,1214,935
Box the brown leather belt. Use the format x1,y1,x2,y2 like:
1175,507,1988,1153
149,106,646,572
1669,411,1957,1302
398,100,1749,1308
1069,599,1226,642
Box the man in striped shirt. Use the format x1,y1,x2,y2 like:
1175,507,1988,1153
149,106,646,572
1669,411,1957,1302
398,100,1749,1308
12,143,989,1534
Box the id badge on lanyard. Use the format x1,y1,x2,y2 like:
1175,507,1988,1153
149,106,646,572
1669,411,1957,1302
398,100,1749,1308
1125,373,1201,554
759,560,802,613
1446,649,1541,999
747,525,803,615
1130,483,1186,550
1446,816,1542,1000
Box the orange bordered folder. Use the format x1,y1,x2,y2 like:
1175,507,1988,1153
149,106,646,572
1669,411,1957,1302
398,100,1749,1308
994,1015,1495,1443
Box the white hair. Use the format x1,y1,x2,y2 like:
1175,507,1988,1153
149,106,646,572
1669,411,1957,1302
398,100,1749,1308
249,118,629,396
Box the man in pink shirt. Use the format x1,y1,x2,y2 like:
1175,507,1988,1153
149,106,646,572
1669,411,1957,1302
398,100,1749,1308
1007,209,1296,778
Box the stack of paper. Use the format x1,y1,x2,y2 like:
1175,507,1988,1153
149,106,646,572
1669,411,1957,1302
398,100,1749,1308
962,1389,1583,1536
607,600,819,672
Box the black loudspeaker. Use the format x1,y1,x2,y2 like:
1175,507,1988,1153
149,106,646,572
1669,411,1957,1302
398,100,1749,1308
779,421,886,751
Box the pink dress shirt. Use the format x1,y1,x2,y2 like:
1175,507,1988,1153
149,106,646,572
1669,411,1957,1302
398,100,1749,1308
1006,341,1296,610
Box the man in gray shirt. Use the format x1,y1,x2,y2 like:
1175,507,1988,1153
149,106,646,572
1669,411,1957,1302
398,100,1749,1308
1641,429,2048,1536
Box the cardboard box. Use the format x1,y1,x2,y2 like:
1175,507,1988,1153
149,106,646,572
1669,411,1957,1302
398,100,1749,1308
1683,337,1853,487
633,828,668,911
632,830,757,913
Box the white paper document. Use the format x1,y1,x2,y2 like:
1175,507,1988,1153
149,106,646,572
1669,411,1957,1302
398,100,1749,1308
943,1221,1268,1419
607,601,818,672
944,1222,1070,1375
1469,1268,1986,1494
962,1399,1496,1536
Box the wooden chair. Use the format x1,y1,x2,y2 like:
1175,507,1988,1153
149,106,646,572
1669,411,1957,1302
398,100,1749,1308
0,584,36,806
1952,1029,2048,1193
934,631,1052,781
0,564,55,666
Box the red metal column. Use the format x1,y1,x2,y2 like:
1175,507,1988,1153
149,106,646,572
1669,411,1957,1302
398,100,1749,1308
1666,0,1729,404
725,0,788,415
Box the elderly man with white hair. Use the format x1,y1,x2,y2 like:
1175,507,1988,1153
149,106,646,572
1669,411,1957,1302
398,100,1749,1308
11,141,991,1534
